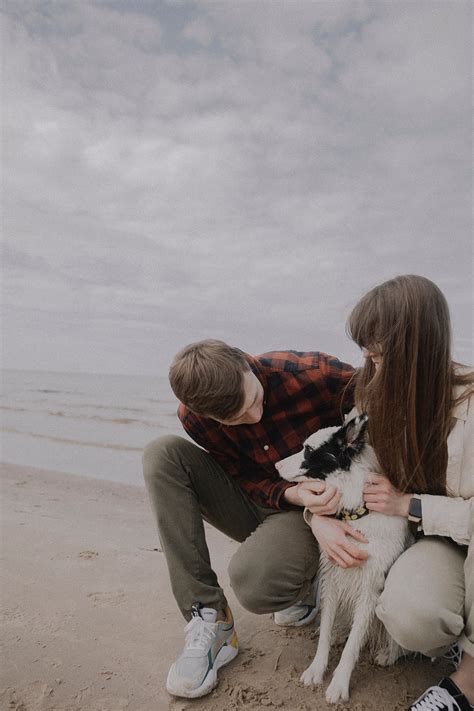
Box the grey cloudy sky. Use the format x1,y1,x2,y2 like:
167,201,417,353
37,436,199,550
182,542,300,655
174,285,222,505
2,0,472,375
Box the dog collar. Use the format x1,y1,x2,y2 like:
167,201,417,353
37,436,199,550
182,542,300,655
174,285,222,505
336,506,370,522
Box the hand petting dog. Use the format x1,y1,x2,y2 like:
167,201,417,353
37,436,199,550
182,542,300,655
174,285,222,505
310,516,369,569
284,480,341,514
363,474,411,517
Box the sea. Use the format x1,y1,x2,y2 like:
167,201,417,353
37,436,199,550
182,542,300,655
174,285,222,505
0,369,184,486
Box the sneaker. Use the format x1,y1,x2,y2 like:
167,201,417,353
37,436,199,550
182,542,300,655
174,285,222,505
166,603,238,698
440,643,464,670
273,575,321,627
408,678,474,711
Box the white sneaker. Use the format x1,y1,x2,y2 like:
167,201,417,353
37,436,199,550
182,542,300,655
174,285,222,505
273,576,321,627
166,604,238,698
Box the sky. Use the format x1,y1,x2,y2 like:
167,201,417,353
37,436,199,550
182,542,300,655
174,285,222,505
2,0,472,376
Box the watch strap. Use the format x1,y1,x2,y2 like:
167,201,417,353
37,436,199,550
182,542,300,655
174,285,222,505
408,494,422,534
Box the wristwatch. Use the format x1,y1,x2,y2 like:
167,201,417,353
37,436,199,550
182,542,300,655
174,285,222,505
408,495,423,534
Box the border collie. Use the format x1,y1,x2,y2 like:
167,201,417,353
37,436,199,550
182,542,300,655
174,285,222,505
276,414,412,704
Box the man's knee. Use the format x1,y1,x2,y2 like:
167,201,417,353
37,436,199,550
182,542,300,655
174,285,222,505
142,434,188,484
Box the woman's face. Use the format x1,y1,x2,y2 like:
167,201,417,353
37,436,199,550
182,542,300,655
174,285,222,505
361,346,382,371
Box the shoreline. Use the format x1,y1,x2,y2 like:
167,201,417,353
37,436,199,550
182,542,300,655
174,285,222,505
1,462,450,710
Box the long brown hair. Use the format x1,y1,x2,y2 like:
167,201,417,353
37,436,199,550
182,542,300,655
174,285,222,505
347,275,473,495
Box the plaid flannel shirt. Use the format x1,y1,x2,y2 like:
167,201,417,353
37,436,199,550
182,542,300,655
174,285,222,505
178,350,355,510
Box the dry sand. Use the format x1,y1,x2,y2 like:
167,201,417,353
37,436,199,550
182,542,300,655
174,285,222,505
1,462,450,711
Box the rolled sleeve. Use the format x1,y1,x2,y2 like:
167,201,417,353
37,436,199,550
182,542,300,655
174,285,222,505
420,494,473,546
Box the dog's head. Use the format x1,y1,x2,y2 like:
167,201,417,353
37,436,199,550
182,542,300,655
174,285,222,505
297,413,369,480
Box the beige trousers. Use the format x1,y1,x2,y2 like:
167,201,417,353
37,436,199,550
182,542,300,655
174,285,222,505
376,536,473,657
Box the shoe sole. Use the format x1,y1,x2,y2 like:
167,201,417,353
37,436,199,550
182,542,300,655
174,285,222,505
273,602,319,627
273,577,321,628
166,638,239,699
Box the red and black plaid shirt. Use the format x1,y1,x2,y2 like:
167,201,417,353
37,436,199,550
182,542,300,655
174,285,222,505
178,351,355,510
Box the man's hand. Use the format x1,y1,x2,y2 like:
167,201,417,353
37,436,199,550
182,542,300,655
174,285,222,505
283,480,341,515
310,515,369,568
363,473,411,517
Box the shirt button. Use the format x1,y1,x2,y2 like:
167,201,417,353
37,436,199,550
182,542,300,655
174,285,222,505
263,445,269,451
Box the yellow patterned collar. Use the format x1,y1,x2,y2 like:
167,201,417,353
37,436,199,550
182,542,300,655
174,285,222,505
336,506,370,522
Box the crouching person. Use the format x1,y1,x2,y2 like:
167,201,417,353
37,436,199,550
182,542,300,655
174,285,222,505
142,339,356,698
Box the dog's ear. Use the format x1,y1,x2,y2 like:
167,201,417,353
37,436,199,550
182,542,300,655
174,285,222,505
339,414,368,448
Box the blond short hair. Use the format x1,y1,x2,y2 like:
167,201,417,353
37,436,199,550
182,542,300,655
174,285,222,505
169,339,250,418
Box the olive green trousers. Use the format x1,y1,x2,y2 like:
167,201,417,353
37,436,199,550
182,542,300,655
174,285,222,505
142,435,319,620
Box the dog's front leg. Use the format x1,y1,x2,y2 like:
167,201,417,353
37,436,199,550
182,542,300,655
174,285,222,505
325,592,377,704
300,586,338,687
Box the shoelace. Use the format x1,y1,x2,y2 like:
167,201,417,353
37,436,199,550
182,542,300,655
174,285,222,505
183,616,216,651
443,644,463,670
411,686,460,711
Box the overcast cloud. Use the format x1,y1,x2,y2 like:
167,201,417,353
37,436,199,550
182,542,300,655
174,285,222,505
2,0,472,375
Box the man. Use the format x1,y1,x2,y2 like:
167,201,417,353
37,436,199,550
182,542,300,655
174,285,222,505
143,339,358,699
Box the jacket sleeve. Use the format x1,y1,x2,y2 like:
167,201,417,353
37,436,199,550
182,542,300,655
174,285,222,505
420,394,473,546
419,495,473,546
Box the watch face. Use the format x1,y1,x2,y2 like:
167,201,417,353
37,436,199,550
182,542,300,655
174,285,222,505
409,497,422,518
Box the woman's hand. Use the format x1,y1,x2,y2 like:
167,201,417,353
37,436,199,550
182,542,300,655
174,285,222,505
363,474,411,517
310,515,369,568
283,480,341,515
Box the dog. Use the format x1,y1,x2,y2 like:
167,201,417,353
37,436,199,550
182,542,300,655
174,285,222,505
276,413,412,704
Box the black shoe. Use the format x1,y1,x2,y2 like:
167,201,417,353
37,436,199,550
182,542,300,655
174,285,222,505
408,678,474,711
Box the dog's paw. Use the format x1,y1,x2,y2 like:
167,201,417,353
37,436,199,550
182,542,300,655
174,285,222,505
300,664,325,687
325,674,350,704
374,644,402,667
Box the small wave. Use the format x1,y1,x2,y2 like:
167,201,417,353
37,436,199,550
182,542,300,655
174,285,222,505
60,403,148,413
1,426,143,452
146,398,176,405
1,405,175,428
48,411,169,427
28,389,76,394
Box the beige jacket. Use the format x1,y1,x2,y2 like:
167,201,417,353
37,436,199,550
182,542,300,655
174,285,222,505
421,385,473,546
304,385,473,546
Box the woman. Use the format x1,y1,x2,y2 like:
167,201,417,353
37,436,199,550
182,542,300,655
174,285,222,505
309,275,473,711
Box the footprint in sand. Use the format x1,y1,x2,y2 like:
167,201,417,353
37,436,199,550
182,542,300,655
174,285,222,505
86,591,127,606
84,697,129,710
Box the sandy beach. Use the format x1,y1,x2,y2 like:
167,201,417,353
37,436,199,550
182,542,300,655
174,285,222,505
1,462,451,711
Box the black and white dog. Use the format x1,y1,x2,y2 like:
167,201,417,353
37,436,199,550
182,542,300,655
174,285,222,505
276,414,412,704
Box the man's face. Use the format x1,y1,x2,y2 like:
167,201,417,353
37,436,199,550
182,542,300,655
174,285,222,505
210,371,264,426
